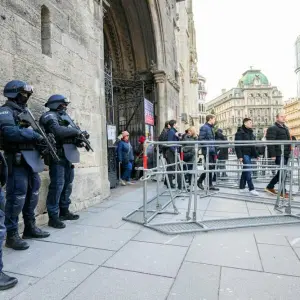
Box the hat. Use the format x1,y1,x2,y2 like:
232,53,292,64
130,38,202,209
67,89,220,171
139,136,146,143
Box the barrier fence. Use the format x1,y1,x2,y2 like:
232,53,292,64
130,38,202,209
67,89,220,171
122,139,300,234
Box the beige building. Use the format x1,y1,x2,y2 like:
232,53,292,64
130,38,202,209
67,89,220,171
0,0,188,218
284,98,300,140
176,0,200,132
207,68,283,140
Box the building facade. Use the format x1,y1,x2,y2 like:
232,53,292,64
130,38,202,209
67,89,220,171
206,68,283,140
176,0,200,132
0,0,186,219
284,98,300,140
198,74,207,127
295,35,300,98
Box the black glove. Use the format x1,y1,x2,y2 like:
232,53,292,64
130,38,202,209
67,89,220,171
81,130,90,140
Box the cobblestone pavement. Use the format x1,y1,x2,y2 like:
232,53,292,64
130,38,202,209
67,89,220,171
2,181,300,300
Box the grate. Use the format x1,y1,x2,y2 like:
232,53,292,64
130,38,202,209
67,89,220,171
148,222,203,234
148,215,300,235
202,215,300,228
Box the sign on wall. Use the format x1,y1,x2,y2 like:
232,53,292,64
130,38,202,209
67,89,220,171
144,98,154,126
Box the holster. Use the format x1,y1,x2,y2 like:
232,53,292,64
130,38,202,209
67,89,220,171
4,153,14,176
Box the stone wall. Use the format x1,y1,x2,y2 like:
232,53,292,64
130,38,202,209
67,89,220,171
0,0,110,221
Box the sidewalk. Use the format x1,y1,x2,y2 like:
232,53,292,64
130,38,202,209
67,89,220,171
2,181,300,300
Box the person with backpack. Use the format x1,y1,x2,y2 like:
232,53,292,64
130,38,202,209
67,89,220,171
158,121,170,158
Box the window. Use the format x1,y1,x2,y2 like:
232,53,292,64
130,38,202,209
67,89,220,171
41,5,52,57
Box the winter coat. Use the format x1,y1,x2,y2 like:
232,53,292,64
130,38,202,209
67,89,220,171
158,128,169,154
117,140,134,164
167,127,179,153
182,134,197,162
266,123,291,158
235,125,258,159
198,123,216,155
215,131,229,160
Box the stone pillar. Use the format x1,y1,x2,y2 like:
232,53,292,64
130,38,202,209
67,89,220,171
153,70,167,131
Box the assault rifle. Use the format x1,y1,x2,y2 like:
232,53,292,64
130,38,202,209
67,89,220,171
18,108,60,162
62,114,94,152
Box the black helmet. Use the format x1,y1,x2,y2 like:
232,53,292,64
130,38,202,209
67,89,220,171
45,94,70,110
3,80,33,99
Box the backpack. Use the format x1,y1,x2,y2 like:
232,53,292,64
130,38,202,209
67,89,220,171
158,129,168,153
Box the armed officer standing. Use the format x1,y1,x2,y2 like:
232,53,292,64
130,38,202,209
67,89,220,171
0,152,18,290
40,95,91,229
0,80,50,251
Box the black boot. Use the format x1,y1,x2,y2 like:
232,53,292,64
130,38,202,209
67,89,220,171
48,216,66,229
197,180,204,190
0,272,18,290
6,231,29,251
59,208,79,221
22,222,50,239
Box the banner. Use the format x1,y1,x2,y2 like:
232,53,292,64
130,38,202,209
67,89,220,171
144,98,154,126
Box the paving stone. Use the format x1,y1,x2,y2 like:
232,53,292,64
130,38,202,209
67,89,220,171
64,267,173,300
258,244,300,276
94,201,118,208
219,267,300,300
186,231,262,271
248,209,271,216
13,262,97,300
204,210,249,218
255,232,290,246
117,221,144,230
167,262,220,300
104,241,187,277
78,209,129,228
84,206,107,213
246,202,272,210
0,273,38,300
4,240,84,278
287,235,300,248
133,228,194,247
207,198,248,213
44,224,138,251
71,248,114,265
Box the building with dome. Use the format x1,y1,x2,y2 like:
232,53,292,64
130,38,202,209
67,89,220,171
206,68,283,140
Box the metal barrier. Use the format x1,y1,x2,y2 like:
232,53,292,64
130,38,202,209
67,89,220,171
122,139,300,234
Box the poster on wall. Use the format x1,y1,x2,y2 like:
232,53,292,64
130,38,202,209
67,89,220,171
145,124,154,141
144,98,154,126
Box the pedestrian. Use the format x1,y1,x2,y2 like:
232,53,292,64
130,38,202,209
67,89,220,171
158,121,170,158
265,113,291,198
40,94,87,229
182,126,198,185
197,115,219,191
235,118,259,196
215,128,229,177
165,120,182,189
117,131,134,186
0,152,18,290
0,80,50,250
134,135,146,180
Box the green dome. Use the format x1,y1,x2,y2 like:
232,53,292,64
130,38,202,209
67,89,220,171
238,69,269,87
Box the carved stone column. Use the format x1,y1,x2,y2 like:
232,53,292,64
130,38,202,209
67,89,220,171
153,70,167,131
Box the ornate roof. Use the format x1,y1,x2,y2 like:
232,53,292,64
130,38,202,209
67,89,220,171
238,68,269,88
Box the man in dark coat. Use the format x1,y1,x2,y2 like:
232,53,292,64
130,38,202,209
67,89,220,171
235,118,259,196
265,113,291,198
197,115,219,191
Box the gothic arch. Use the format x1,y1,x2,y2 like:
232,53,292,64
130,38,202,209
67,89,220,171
103,0,159,79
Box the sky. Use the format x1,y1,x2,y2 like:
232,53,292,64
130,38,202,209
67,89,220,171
193,0,300,102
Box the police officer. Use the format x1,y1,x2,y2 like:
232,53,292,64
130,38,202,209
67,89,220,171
0,80,50,251
40,95,82,229
0,152,18,290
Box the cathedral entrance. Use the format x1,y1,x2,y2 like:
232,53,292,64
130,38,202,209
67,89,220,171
103,0,157,187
